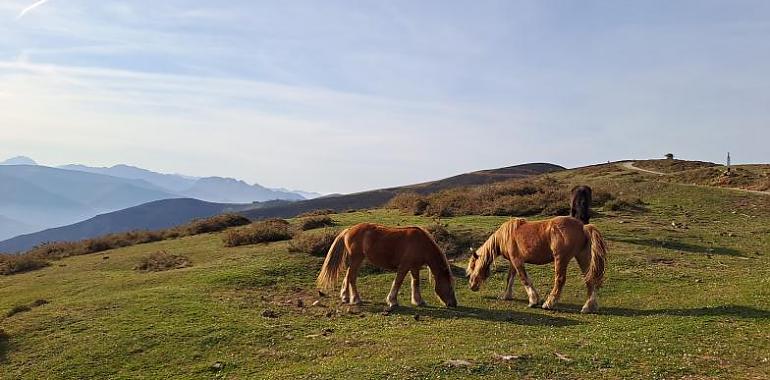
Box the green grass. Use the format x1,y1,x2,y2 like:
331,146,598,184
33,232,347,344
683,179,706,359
1,166,770,379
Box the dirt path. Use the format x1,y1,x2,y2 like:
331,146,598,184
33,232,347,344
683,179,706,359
618,161,769,196
618,161,669,176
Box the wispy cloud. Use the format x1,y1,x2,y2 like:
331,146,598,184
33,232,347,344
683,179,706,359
16,0,50,20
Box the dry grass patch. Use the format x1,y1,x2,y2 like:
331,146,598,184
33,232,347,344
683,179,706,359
134,251,191,272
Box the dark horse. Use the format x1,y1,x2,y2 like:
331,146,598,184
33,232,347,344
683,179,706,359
570,185,592,224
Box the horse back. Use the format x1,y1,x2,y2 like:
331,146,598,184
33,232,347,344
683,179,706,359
347,223,440,271
513,217,586,265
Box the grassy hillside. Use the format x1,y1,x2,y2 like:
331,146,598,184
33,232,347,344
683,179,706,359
1,163,769,379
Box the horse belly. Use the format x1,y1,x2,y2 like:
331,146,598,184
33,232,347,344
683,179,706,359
365,252,400,272
525,255,554,265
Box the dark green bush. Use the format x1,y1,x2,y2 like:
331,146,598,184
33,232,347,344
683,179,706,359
297,215,336,231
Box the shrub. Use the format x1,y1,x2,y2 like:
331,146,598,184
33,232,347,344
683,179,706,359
425,224,488,257
297,209,335,218
0,254,50,275
297,215,336,231
387,192,429,215
183,214,251,235
288,229,341,256
134,251,191,272
604,198,646,212
223,219,294,247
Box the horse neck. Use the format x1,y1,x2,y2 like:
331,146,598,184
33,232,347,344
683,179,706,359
425,248,451,280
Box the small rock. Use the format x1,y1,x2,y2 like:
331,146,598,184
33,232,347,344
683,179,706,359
444,359,472,368
261,309,279,319
211,362,224,371
695,279,702,283
493,354,522,362
312,300,323,307
618,220,626,224
555,352,573,362
285,335,294,340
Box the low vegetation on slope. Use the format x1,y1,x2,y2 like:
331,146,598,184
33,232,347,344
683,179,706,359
0,214,250,275
1,162,768,379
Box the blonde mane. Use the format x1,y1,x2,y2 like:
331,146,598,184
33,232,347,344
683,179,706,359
474,218,524,278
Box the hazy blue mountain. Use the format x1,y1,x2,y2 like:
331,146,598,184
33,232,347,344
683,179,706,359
0,215,40,241
272,188,323,199
59,164,197,192
59,163,310,202
0,198,256,253
0,165,177,235
181,177,304,203
0,156,37,165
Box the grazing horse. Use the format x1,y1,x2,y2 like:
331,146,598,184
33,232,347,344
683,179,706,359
317,223,458,309
466,216,607,313
570,185,593,224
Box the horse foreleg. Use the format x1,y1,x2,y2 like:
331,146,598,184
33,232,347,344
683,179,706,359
385,270,409,311
501,264,516,301
410,269,426,307
542,258,568,310
514,263,540,307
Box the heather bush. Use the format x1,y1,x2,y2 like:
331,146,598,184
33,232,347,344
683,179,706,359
297,215,336,231
134,251,191,272
288,229,340,256
223,219,294,247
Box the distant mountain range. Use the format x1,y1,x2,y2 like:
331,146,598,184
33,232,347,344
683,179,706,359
0,156,319,241
0,162,564,252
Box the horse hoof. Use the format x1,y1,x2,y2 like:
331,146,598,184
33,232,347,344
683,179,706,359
500,295,514,301
350,300,363,306
542,302,556,310
384,304,398,312
413,301,427,307
581,305,598,314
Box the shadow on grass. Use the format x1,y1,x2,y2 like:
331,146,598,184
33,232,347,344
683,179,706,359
557,304,770,319
609,237,743,257
362,303,582,327
0,329,9,364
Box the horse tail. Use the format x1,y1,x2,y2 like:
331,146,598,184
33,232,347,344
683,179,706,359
583,224,607,288
316,228,350,290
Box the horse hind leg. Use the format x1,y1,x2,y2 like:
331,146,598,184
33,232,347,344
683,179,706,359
340,272,351,304
576,248,598,313
542,257,568,310
385,269,409,311
410,269,426,307
514,263,540,307
347,252,365,305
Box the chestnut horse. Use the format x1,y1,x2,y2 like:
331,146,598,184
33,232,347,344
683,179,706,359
317,223,458,309
466,216,607,313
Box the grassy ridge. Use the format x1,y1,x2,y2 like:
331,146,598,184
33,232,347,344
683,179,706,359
1,165,769,379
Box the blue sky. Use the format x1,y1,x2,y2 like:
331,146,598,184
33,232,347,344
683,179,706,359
1,1,768,193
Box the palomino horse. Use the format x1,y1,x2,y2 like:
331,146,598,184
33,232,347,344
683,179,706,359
317,223,458,309
466,216,607,313
570,185,593,224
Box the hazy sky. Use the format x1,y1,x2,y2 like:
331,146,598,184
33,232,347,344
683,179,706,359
1,1,769,193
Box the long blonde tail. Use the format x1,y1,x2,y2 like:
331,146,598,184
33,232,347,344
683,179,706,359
583,224,608,288
316,228,350,290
